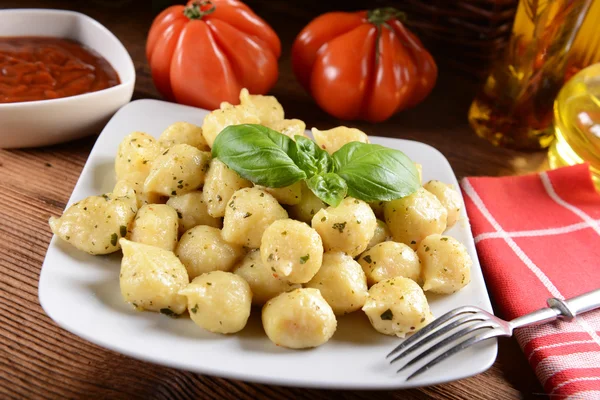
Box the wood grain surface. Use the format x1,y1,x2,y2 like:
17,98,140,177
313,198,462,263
0,0,549,398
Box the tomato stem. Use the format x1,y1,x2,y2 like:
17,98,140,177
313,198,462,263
367,7,406,25
183,1,216,20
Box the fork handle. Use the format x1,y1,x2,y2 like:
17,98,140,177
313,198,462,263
509,288,600,330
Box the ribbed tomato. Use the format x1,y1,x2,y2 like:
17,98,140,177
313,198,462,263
292,8,437,122
147,0,280,110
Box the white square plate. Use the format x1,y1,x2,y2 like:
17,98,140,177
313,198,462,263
39,99,497,389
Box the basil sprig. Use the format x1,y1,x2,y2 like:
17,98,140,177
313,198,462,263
211,124,419,206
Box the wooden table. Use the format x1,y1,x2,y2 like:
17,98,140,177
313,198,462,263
0,1,550,398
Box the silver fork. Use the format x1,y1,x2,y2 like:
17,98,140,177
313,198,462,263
387,288,600,380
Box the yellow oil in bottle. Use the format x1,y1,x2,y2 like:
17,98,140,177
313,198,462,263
469,0,600,150
548,63,600,189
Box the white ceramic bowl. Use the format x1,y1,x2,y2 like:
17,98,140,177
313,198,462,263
0,9,136,148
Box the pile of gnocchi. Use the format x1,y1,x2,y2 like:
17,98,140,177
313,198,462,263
49,89,472,349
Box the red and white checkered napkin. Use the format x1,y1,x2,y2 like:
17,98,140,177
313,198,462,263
460,164,600,399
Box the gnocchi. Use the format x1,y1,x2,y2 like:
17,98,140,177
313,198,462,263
260,219,323,284
180,271,252,334
144,144,211,197
239,88,284,124
305,252,368,315
423,180,462,228
233,249,299,305
417,234,472,294
201,101,261,147
311,126,369,154
264,119,306,139
384,187,447,249
367,219,391,250
49,192,137,255
255,181,302,206
262,288,337,349
287,181,327,223
130,204,179,251
202,158,252,218
222,187,288,248
158,121,210,151
311,197,376,257
358,242,421,286
113,174,165,208
176,225,243,280
119,238,189,315
362,277,433,337
166,191,221,234
115,131,160,181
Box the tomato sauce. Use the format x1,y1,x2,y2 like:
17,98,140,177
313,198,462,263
0,37,120,103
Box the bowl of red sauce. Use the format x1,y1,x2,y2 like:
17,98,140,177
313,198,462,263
0,9,135,148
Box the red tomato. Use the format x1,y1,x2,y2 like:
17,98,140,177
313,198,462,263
147,0,281,110
292,8,437,122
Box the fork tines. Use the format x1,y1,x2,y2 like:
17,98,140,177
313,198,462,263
386,306,499,380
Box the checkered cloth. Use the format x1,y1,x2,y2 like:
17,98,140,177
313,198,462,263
460,164,600,399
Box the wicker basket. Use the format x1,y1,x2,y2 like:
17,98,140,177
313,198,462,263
391,0,519,76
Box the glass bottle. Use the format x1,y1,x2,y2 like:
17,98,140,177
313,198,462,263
468,0,595,150
548,63,600,189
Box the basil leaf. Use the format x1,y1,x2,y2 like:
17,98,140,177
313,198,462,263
212,124,306,188
333,142,419,202
306,173,347,207
289,136,334,178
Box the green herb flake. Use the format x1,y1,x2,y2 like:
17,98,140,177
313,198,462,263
425,246,430,252
321,217,326,222
101,194,110,201
191,304,199,314
177,211,183,219
299,254,310,264
271,266,276,272
216,195,222,202
363,255,372,263
171,190,177,196
243,212,252,218
159,308,177,318
380,309,394,320
332,222,347,233
260,192,264,197
420,317,426,323
110,233,118,246
206,282,212,286
411,240,416,245
281,231,287,236
162,149,169,155
441,237,449,241
119,225,127,237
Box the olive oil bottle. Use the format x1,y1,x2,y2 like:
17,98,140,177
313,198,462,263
548,63,600,189
468,0,597,150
